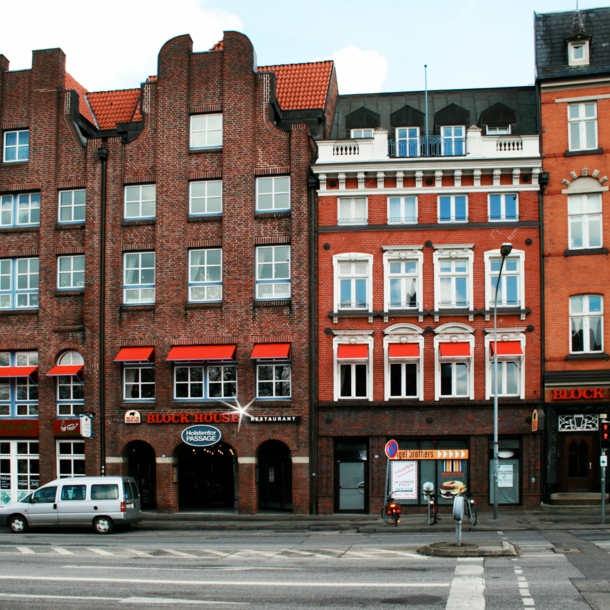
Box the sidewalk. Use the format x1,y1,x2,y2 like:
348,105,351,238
138,505,610,533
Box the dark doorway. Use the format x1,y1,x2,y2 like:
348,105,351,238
177,442,236,510
258,440,292,512
334,439,368,513
560,433,599,492
126,440,156,509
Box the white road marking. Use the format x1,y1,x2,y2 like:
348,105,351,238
514,564,535,608
0,575,450,588
124,548,154,557
15,547,35,555
446,562,485,610
87,547,115,556
162,549,199,558
283,549,332,558
0,592,245,605
51,547,73,555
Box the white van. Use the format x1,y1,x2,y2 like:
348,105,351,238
0,476,142,534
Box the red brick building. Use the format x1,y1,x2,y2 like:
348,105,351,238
311,88,543,513
0,32,337,513
536,8,610,501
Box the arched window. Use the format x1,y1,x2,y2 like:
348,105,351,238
56,351,84,416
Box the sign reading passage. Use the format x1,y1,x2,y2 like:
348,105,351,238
181,425,221,447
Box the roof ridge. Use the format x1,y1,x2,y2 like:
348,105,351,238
260,60,334,69
87,87,141,96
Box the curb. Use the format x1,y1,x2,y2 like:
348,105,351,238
418,540,518,557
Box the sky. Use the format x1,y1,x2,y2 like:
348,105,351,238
1,0,608,95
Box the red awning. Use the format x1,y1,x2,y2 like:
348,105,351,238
0,366,38,378
250,343,291,360
439,343,471,358
491,341,523,356
47,365,84,377
337,344,368,359
167,345,236,361
114,347,154,362
388,344,419,358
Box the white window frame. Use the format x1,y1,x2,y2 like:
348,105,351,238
124,185,156,220
57,440,85,478
387,196,417,224
123,365,155,401
173,364,237,400
3,130,29,162
486,125,511,135
57,255,85,290
189,180,222,216
570,294,604,354
395,127,420,157
256,176,291,212
0,440,40,505
488,193,518,221
0,351,38,418
0,193,40,228
188,249,222,302
438,194,468,222
568,193,602,250
384,324,424,401
0,257,40,310
484,330,525,400
441,125,465,156
123,252,155,305
333,253,373,313
256,363,291,399
338,197,368,226
484,249,525,310
333,333,374,401
255,245,291,300
433,246,474,311
56,351,85,417
568,40,590,66
434,323,475,401
568,102,597,151
58,189,86,224
383,247,423,313
190,114,222,149
351,128,374,139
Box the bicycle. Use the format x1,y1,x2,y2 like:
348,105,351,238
426,492,440,526
381,494,401,526
462,491,477,526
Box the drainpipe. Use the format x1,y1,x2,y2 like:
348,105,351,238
97,146,108,476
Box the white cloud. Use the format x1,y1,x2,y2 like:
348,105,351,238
0,0,242,91
329,46,387,94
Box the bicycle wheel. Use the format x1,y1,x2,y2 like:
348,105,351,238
469,500,478,526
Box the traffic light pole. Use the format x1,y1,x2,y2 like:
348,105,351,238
601,417,609,525
602,448,606,525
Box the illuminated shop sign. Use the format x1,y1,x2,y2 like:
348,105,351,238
552,388,605,400
389,449,469,460
145,412,240,424
181,425,222,447
250,416,301,423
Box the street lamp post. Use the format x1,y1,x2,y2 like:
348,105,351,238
493,242,513,520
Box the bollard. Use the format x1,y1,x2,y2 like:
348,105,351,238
453,495,465,547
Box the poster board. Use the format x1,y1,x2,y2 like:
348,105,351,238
391,460,418,500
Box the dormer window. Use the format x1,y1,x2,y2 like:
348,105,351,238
351,129,374,139
486,125,511,136
568,40,589,66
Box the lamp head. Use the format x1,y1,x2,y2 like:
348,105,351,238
500,243,513,258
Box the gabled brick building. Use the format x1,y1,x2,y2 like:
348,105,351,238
536,7,610,501
311,88,543,514
0,32,337,513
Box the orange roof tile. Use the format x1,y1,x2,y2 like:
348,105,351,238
259,61,333,110
86,89,142,130
210,40,224,51
65,73,96,125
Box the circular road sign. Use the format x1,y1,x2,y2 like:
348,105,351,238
385,439,399,459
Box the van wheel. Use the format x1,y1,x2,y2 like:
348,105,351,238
93,516,114,534
9,515,28,533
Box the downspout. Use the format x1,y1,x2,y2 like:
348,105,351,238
97,146,108,476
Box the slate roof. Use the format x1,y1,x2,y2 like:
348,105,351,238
535,7,610,81
329,87,539,140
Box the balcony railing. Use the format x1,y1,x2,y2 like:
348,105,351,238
389,136,466,158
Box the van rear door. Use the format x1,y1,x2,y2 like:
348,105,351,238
57,482,89,524
123,479,142,519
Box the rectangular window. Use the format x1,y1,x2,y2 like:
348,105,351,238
351,128,374,138
0,440,39,505
388,259,419,309
190,114,222,149
568,193,602,249
440,362,469,397
396,127,419,157
3,130,29,162
568,102,597,151
123,367,155,401
57,255,85,290
388,196,417,224
340,363,368,398
57,374,84,416
124,185,156,220
486,125,511,135
256,176,290,212
439,195,467,222
0,352,38,418
441,126,465,156
0,193,40,228
489,258,520,307
570,295,603,353
338,197,367,225
255,245,290,300
569,41,589,66
189,249,222,302
438,259,469,308
338,260,369,309
489,194,518,221
491,361,520,396
123,252,155,304
389,363,418,397
189,181,222,216
0,258,39,309
174,365,236,400
256,364,291,398
57,441,85,478
58,190,86,224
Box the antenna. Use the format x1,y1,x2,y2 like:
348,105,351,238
424,65,429,156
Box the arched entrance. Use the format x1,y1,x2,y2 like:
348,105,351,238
126,440,156,510
177,442,236,510
258,440,292,512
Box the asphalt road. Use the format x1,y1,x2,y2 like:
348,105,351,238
0,528,608,609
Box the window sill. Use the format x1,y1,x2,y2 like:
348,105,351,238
431,308,479,316
0,226,39,233
120,304,155,312
254,300,292,308
170,401,234,408
480,307,531,318
564,148,604,157
0,308,38,316
381,309,428,317
189,147,222,154
1,161,28,167
185,302,222,310
254,211,291,219
54,324,85,332
254,400,292,406
328,310,375,318
564,247,609,257
188,215,222,223
121,402,156,409
122,218,156,226
565,352,610,361
55,223,85,231
55,290,85,297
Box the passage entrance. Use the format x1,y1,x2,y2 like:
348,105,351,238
177,442,236,510
126,440,156,509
